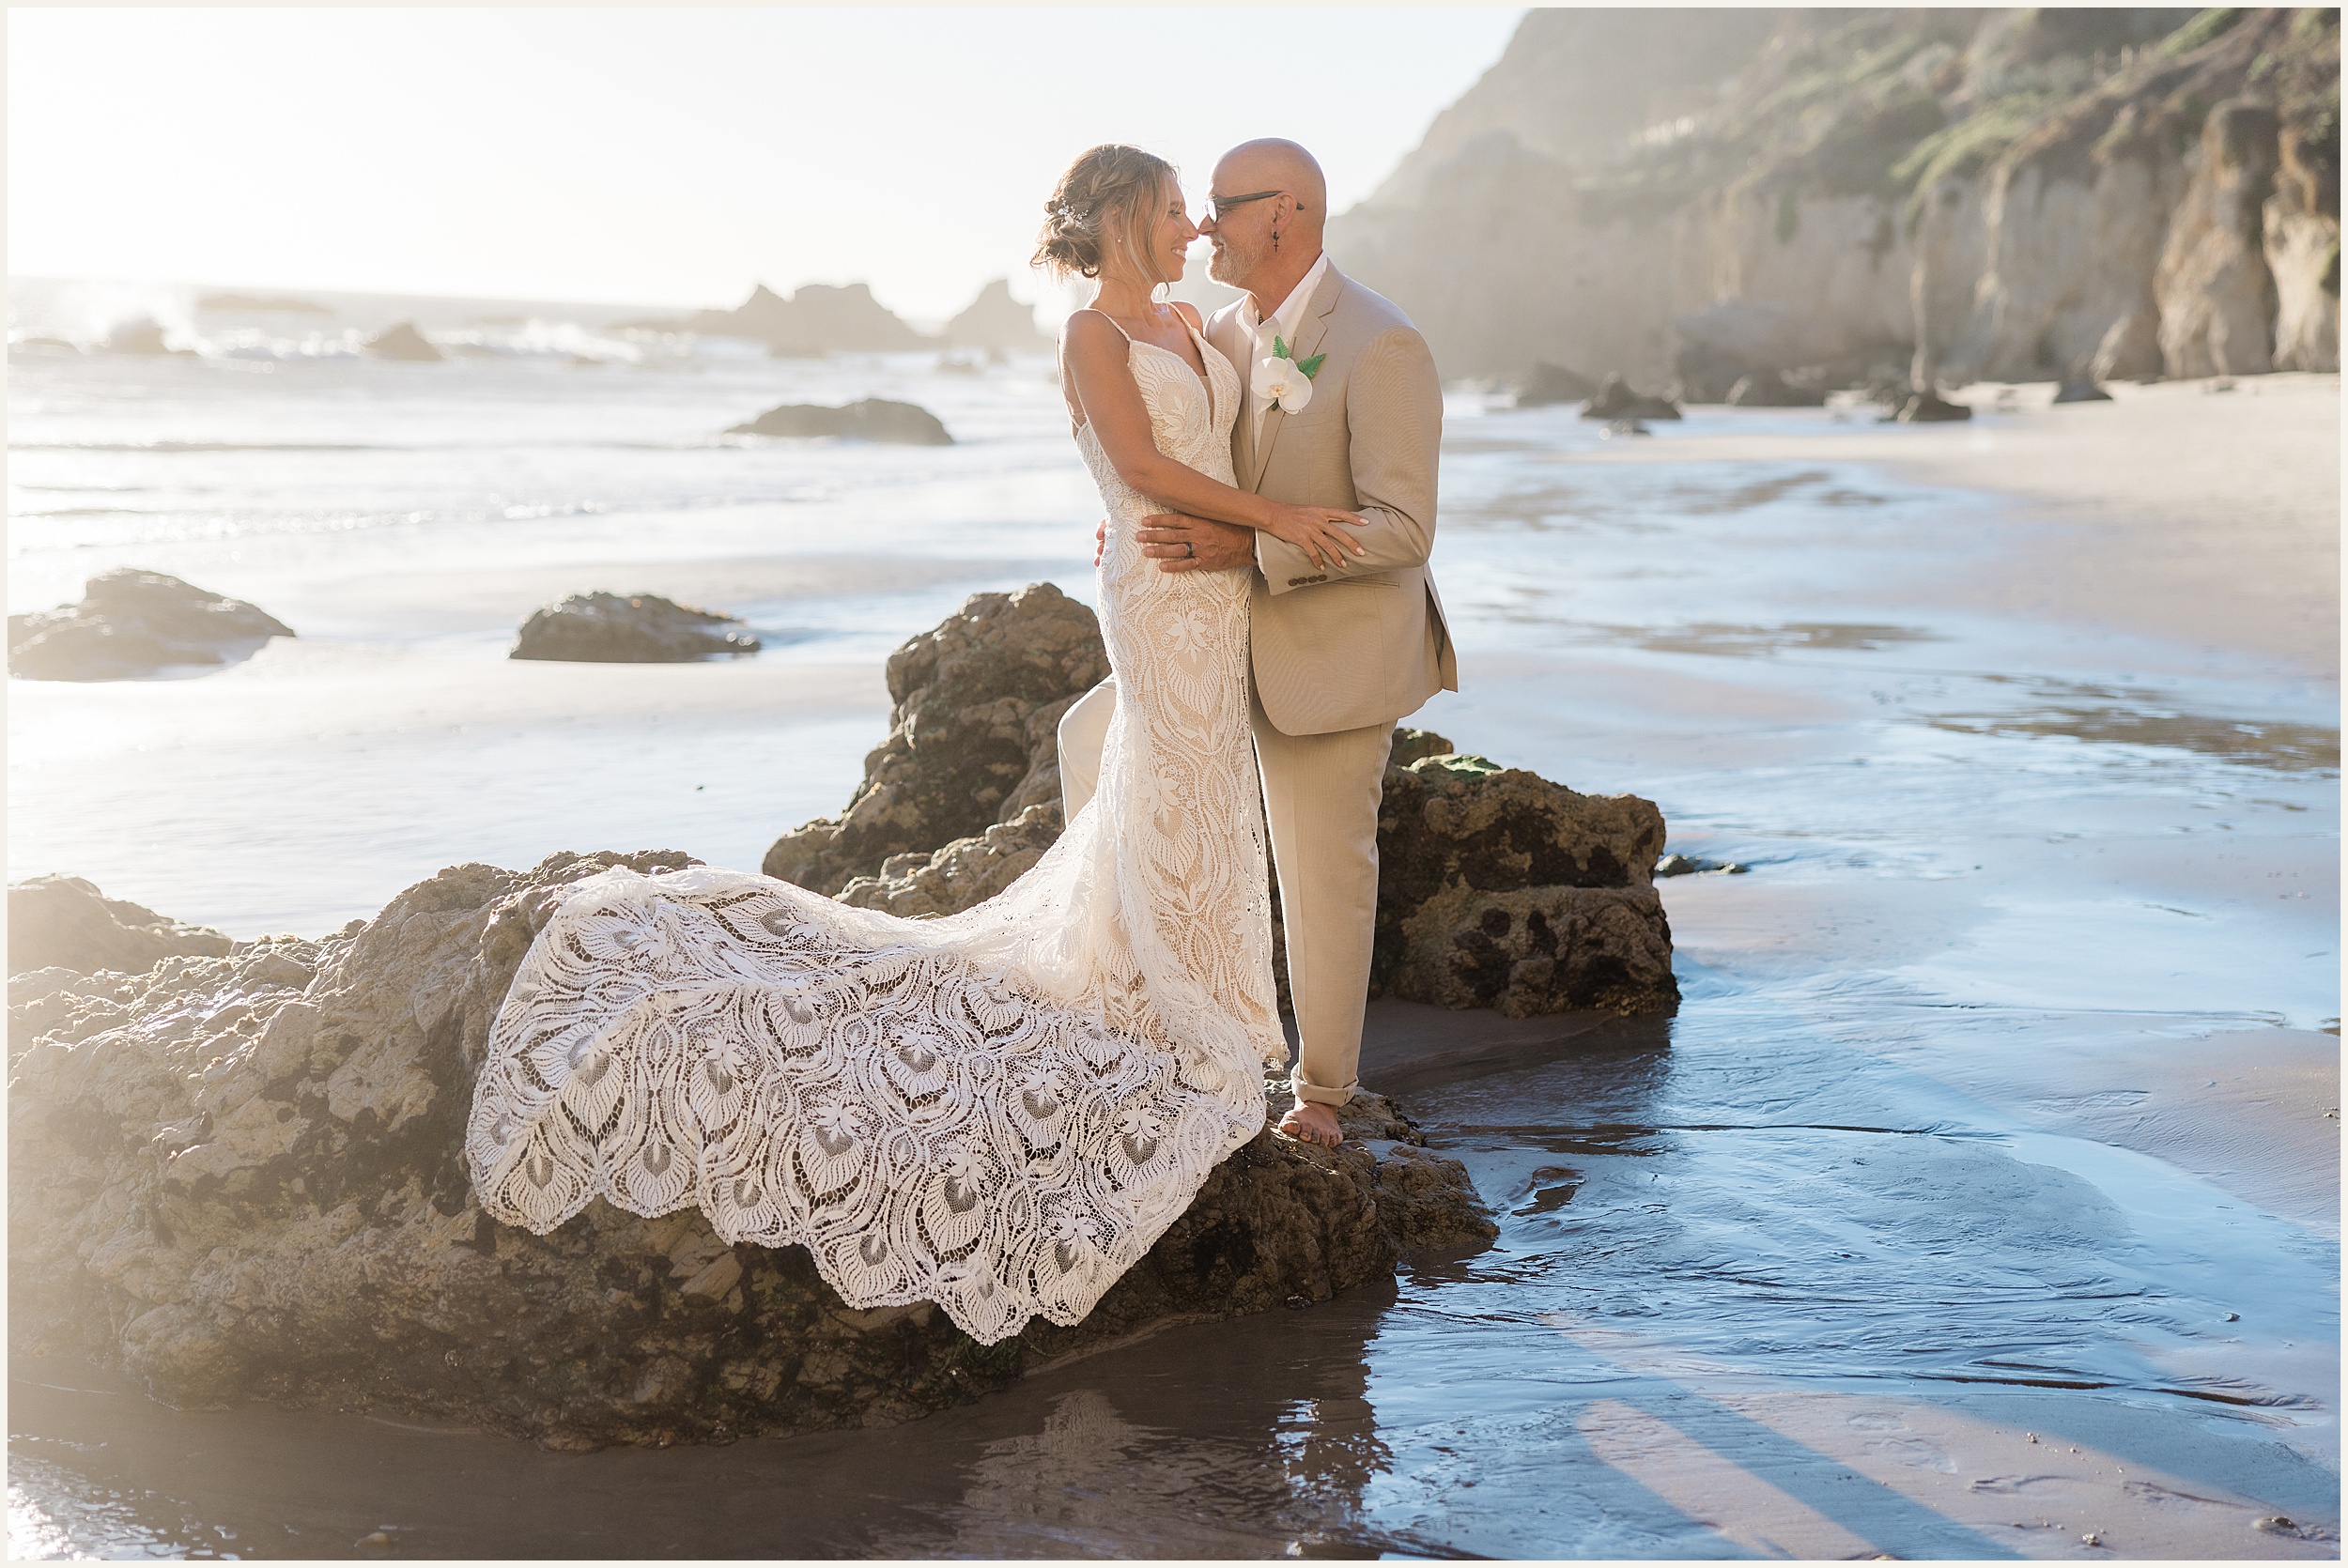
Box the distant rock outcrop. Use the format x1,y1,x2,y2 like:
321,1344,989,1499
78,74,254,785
8,569,294,681
7,876,231,978
1582,374,1682,421
1513,361,1599,407
509,592,760,664
627,283,927,356
1332,8,2340,387
726,398,952,445
1726,371,1828,407
943,279,1049,353
7,853,1493,1448
363,322,443,361
768,587,1679,1020
100,320,191,357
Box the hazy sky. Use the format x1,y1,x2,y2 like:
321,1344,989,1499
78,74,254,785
9,7,1524,320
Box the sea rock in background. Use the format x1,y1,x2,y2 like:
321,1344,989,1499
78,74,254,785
1725,370,1829,407
1329,8,2339,392
2052,378,2115,403
8,569,295,682
6,876,232,979
726,398,953,445
1512,361,1599,407
9,336,83,357
1888,389,1973,423
363,321,444,362
99,319,191,357
943,278,1050,354
7,852,1493,1448
776,589,1678,1021
1582,374,1682,421
509,592,760,664
626,283,927,356
764,583,1109,895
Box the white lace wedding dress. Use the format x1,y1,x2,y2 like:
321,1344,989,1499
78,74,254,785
466,317,1283,1345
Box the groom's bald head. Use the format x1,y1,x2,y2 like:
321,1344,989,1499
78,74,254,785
1215,139,1328,229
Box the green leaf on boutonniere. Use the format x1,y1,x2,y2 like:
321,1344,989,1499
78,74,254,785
1272,334,1290,361
1296,353,1325,378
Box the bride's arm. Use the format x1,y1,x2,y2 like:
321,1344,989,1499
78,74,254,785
1064,313,1365,570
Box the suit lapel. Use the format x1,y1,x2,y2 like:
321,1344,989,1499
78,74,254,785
1248,265,1345,491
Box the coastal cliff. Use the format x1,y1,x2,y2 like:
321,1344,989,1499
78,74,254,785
1331,7,2340,391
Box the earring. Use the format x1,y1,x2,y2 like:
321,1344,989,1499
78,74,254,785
1272,229,1281,252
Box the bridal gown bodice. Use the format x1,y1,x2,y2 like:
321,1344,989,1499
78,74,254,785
465,319,1280,1344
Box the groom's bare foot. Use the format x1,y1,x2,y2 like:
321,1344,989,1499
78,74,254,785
1277,1099,1345,1148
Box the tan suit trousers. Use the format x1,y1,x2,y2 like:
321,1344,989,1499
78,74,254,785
1058,675,1385,1105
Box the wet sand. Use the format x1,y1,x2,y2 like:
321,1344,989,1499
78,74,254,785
1578,374,2341,677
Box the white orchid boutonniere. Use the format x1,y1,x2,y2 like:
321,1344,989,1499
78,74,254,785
1253,334,1326,415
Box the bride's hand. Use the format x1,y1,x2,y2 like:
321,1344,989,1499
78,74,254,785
1266,503,1368,571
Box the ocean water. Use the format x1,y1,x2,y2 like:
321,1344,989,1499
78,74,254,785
8,292,2340,1557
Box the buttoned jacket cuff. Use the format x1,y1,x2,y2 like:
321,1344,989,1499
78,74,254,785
1289,1066,1358,1107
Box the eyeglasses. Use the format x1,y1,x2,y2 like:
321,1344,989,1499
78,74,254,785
1208,189,1287,222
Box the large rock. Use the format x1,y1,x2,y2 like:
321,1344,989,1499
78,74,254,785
1372,752,1676,1017
763,583,1109,894
727,398,952,445
776,592,1679,1022
510,592,760,664
7,876,232,978
943,279,1049,353
2264,114,2341,373
7,852,1493,1449
8,568,295,681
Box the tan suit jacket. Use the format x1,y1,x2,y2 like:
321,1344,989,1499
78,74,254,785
1208,263,1457,735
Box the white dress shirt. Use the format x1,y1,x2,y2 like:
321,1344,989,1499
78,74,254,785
1235,250,1331,451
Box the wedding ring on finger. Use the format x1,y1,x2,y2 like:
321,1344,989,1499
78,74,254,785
1184,540,1195,559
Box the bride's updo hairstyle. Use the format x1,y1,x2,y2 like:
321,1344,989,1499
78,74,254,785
1035,144,1176,283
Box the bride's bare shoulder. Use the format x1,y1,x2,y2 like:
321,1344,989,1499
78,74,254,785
1169,300,1205,331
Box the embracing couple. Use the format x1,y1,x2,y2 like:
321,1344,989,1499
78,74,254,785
466,139,1456,1345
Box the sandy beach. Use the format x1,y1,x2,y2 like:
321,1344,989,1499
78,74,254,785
8,358,2338,1557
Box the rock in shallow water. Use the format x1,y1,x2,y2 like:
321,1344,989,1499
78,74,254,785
7,568,295,681
510,592,760,663
7,852,1494,1448
6,875,233,979
727,398,952,445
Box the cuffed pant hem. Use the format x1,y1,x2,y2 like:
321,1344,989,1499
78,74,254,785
1289,1069,1358,1107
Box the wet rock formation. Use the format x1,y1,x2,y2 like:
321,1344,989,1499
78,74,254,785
626,283,927,356
509,592,760,664
363,322,443,362
7,876,232,979
8,568,295,681
726,398,952,445
1582,374,1683,421
1888,389,1973,422
943,279,1050,354
770,589,1678,1020
99,319,192,357
1333,8,2340,389
763,583,1110,894
7,853,1494,1449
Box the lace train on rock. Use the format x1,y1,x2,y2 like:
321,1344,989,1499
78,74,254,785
466,323,1282,1344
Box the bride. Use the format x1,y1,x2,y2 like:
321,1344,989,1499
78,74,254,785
465,145,1369,1345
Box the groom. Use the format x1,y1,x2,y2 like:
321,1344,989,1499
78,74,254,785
1059,137,1455,1149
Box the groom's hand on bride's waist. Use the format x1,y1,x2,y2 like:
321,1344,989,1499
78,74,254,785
1138,513,1255,574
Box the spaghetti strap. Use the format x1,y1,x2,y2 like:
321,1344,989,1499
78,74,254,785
1071,306,1134,342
